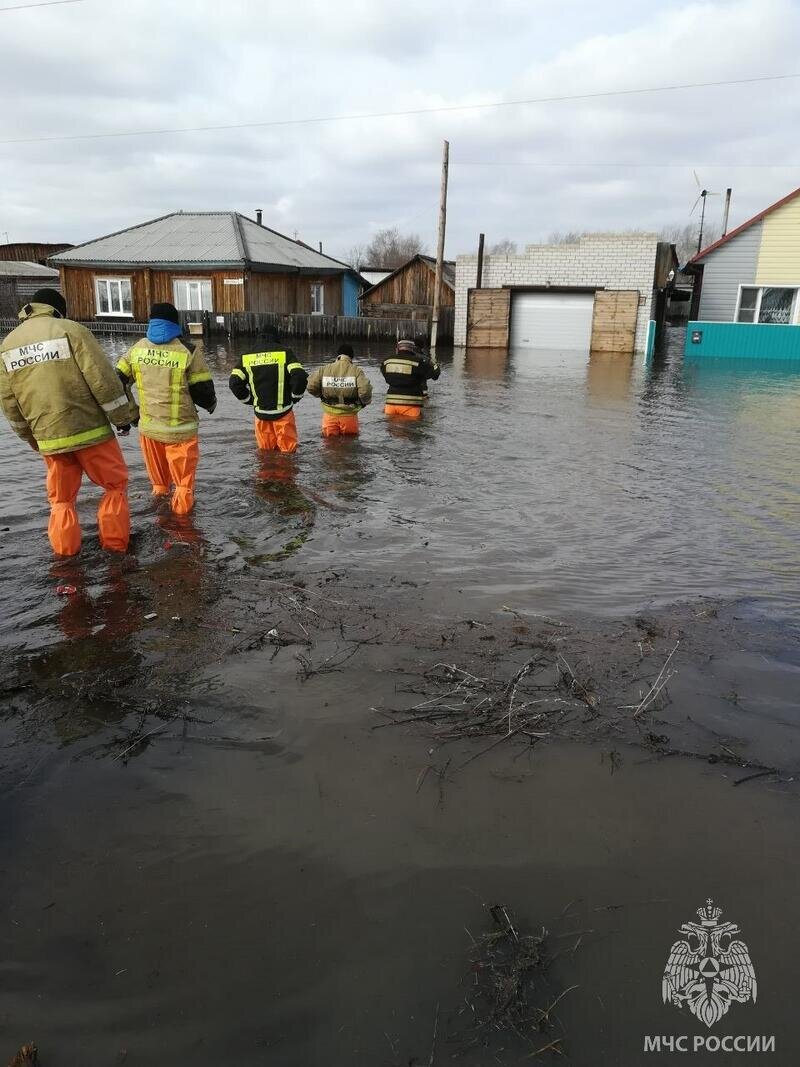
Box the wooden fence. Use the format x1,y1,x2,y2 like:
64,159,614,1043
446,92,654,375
1,310,453,343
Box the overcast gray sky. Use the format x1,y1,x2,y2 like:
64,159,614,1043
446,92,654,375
1,0,799,260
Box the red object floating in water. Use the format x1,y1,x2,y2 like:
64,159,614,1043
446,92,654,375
56,584,77,596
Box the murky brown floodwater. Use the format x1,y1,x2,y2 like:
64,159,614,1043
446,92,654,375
1,328,799,1065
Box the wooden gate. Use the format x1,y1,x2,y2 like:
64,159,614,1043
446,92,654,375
466,288,510,348
590,290,639,354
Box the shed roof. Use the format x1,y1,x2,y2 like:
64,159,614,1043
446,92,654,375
690,186,800,263
51,212,355,273
0,260,60,279
363,254,455,296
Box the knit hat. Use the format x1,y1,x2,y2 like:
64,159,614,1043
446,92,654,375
150,301,180,325
337,343,354,357
396,339,417,353
30,288,66,318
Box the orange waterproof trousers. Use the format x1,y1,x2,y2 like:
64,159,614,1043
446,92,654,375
254,411,298,453
321,413,360,437
140,434,200,515
44,436,129,556
384,404,422,419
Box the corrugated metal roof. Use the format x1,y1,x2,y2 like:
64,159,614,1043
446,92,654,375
0,260,59,278
51,212,353,273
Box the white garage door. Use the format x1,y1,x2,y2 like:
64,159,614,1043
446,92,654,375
510,292,595,350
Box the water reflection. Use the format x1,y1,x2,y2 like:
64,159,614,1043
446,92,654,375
461,346,510,382
585,352,635,405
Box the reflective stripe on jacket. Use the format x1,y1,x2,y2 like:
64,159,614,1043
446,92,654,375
306,354,372,415
228,349,308,420
380,351,440,407
117,336,215,444
0,303,139,455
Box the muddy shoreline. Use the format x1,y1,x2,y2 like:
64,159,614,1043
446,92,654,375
2,558,799,1064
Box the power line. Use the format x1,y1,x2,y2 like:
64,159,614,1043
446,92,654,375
454,160,799,169
0,0,84,11
0,71,796,146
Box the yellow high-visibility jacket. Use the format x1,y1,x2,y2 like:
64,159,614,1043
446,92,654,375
0,302,138,455
117,337,216,444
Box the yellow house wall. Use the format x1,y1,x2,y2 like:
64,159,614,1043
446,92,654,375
755,196,800,284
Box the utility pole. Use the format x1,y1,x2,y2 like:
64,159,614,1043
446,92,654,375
430,139,450,351
476,233,485,289
722,188,732,235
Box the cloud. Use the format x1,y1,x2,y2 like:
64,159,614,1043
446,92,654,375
0,0,797,256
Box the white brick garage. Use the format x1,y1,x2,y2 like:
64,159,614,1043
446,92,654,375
454,233,660,351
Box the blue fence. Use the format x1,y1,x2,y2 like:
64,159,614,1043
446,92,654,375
685,321,800,359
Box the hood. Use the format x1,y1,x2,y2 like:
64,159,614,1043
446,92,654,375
147,318,183,344
18,302,61,322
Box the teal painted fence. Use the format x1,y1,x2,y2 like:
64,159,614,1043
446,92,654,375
645,319,656,358
685,321,800,359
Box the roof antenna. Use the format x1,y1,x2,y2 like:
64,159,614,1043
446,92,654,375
690,170,721,253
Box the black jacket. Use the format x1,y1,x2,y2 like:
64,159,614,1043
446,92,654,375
380,350,440,407
229,348,308,420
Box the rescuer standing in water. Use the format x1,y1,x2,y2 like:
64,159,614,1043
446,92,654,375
0,288,138,556
306,343,372,436
116,302,216,515
380,339,440,418
228,342,308,452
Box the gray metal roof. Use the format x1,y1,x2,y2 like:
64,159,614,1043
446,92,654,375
51,212,354,273
0,260,59,278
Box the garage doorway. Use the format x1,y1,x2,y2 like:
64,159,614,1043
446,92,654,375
510,291,595,350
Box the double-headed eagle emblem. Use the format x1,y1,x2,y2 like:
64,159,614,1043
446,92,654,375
662,900,757,1028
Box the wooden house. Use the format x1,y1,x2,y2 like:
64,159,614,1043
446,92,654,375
0,260,61,317
360,254,455,321
50,212,365,323
0,242,73,266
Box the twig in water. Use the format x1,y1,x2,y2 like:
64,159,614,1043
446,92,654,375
527,1037,564,1058
733,768,776,787
624,640,680,719
113,724,167,762
428,1002,439,1066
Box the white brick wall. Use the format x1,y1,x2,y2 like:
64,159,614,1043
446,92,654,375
454,234,659,350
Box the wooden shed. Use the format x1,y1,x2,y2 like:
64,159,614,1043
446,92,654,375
50,212,364,323
0,260,62,317
360,254,455,321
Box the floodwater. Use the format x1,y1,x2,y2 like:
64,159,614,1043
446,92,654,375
1,328,799,1065
3,328,800,647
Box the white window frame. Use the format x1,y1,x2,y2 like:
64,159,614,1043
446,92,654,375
734,284,800,325
310,283,325,315
95,276,133,317
173,278,213,313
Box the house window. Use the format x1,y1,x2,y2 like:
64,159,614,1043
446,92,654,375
173,279,213,312
95,277,132,317
736,287,759,323
310,283,324,315
736,286,799,324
